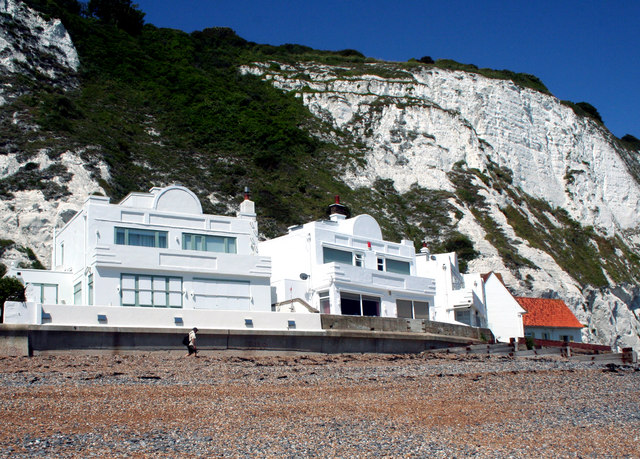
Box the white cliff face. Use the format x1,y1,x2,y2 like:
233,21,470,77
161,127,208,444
0,2,102,270
0,0,78,91
0,149,108,268
243,62,640,350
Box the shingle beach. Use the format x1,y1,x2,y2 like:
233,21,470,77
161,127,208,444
1,352,638,457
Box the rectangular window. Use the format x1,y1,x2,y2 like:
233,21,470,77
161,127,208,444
386,259,411,275
377,257,384,271
87,274,93,306
354,253,363,267
182,233,237,254
454,309,471,325
73,282,82,305
323,247,353,265
121,274,182,308
339,292,380,317
319,291,331,314
396,299,429,319
115,227,167,248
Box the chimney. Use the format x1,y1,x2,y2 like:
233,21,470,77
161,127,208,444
238,186,255,219
328,195,349,221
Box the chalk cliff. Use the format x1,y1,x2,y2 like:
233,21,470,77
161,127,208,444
1,1,639,350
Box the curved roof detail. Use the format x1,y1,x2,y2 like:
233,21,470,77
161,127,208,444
152,186,202,214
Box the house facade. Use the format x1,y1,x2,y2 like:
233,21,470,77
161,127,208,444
258,198,436,319
516,297,583,342
414,248,487,327
8,185,272,314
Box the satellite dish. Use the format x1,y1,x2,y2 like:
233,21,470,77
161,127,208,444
299,273,309,280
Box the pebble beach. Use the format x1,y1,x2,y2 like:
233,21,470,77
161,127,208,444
1,352,638,457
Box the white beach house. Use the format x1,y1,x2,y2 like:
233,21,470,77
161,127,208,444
258,197,436,319
6,186,274,323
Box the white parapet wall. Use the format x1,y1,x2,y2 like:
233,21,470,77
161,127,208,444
3,302,322,331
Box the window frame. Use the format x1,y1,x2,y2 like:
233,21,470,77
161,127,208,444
120,273,183,308
114,227,168,248
182,233,237,254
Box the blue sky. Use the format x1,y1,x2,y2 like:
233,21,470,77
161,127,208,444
135,0,639,139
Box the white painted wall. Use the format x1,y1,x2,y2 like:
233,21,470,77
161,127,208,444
524,326,582,343
3,301,322,331
484,274,526,342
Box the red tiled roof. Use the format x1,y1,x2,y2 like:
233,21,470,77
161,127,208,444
516,297,583,329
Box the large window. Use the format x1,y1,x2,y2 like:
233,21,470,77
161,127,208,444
121,274,182,308
396,299,429,319
323,247,353,265
386,259,411,275
182,233,237,254
340,292,380,316
115,227,167,248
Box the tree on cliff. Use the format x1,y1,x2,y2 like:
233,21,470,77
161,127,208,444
88,0,145,35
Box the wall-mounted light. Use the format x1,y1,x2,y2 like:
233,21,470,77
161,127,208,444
174,317,183,325
97,314,107,323
245,318,253,328
299,273,309,280
287,320,296,329
442,264,447,270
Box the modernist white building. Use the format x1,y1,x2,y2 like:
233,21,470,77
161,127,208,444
415,248,487,327
259,198,436,319
7,186,273,319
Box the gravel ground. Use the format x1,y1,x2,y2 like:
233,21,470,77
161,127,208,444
0,351,638,457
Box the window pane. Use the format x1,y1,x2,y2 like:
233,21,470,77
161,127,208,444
323,247,353,265
158,233,167,248
414,301,429,319
139,290,152,306
168,277,182,292
227,238,237,254
168,292,182,307
138,276,152,290
362,296,380,316
153,291,167,306
115,228,125,245
153,277,166,290
396,299,413,318
182,234,191,250
340,293,361,315
122,290,136,305
455,309,471,325
386,259,411,275
121,276,135,290
206,236,225,253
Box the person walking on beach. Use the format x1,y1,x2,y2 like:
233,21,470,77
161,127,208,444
185,327,198,357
